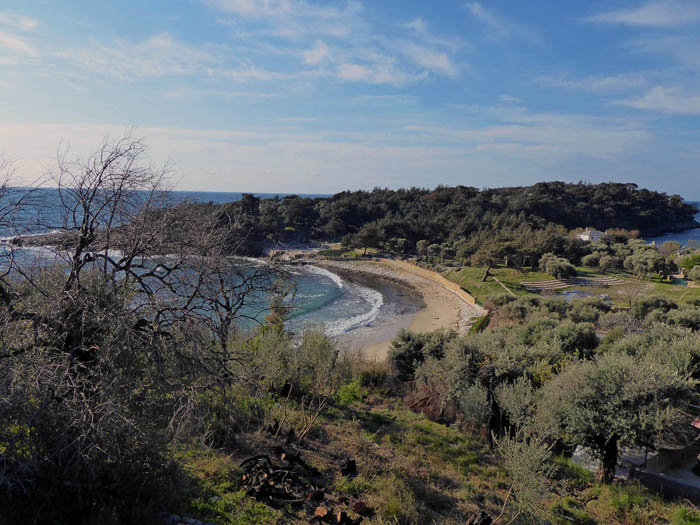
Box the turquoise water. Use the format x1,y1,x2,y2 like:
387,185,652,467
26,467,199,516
0,188,387,337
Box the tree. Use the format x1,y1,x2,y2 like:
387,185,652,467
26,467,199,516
689,265,700,282
616,283,651,308
624,249,664,279
0,136,281,508
538,352,697,483
658,240,681,257
581,253,600,268
354,221,382,255
538,253,576,279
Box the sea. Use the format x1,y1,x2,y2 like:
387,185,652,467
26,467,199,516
2,189,698,336
646,201,700,247
0,188,393,337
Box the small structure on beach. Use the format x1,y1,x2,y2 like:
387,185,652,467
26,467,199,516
578,227,605,243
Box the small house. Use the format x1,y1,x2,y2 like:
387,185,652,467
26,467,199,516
578,227,605,243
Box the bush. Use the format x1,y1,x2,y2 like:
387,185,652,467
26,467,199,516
336,380,363,405
689,265,700,282
371,474,418,524
581,253,600,268
388,329,457,382
632,295,678,319
598,254,620,272
539,253,577,279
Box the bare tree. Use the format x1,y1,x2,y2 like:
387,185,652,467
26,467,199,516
615,283,651,308
0,135,286,513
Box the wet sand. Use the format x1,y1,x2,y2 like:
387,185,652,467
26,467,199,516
319,259,485,361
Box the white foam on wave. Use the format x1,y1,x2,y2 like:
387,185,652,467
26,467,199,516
300,265,344,289
323,283,384,337
0,229,62,242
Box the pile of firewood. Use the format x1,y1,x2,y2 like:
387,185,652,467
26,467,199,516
239,447,367,524
241,446,371,525
240,448,319,507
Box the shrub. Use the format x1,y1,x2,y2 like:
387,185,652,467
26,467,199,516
539,253,577,279
581,253,600,268
336,380,363,405
632,295,678,319
388,329,456,382
689,265,700,282
371,474,418,524
598,254,620,272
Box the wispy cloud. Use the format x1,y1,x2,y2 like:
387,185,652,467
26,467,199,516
57,33,220,80
403,108,650,163
538,73,648,94
0,31,35,56
203,1,464,85
615,86,700,114
465,2,538,42
163,88,279,99
0,11,39,31
303,40,330,65
628,35,700,70
584,1,700,27
337,62,422,85
396,41,458,77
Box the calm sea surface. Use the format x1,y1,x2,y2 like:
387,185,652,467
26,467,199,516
646,201,700,247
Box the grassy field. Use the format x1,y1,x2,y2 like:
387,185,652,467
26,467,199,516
169,384,700,524
445,266,551,304
445,264,700,306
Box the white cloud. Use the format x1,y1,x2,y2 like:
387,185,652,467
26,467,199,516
403,108,650,163
584,1,700,27
0,31,35,56
337,62,419,85
466,2,538,42
498,94,521,104
628,36,700,70
58,33,220,80
615,86,700,114
303,40,330,65
0,11,39,31
538,73,648,94
396,42,457,76
216,66,289,82
202,0,361,20
206,0,463,84
163,89,279,99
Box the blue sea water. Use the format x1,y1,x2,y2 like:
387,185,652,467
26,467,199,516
646,202,700,247
0,187,386,337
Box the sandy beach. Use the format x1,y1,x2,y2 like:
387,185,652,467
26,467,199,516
317,259,486,361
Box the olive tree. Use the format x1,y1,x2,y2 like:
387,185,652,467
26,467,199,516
538,352,697,483
689,265,700,282
538,253,576,279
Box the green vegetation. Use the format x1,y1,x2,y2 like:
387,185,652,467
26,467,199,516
2,137,700,523
200,182,698,259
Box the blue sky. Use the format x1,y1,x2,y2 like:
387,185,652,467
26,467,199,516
1,1,699,197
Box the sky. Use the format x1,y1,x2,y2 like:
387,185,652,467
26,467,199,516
0,1,699,198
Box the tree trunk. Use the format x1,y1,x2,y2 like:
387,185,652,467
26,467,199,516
481,265,491,282
597,437,618,484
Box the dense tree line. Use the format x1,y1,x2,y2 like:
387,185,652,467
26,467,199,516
203,182,698,258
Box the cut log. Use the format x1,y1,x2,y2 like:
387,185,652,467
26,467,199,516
340,458,356,476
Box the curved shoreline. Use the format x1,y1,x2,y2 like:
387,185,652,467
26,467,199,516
316,259,486,361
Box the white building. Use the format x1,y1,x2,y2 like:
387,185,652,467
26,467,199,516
578,227,605,243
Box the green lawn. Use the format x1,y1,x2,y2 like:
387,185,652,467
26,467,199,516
446,264,700,306
445,266,550,304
